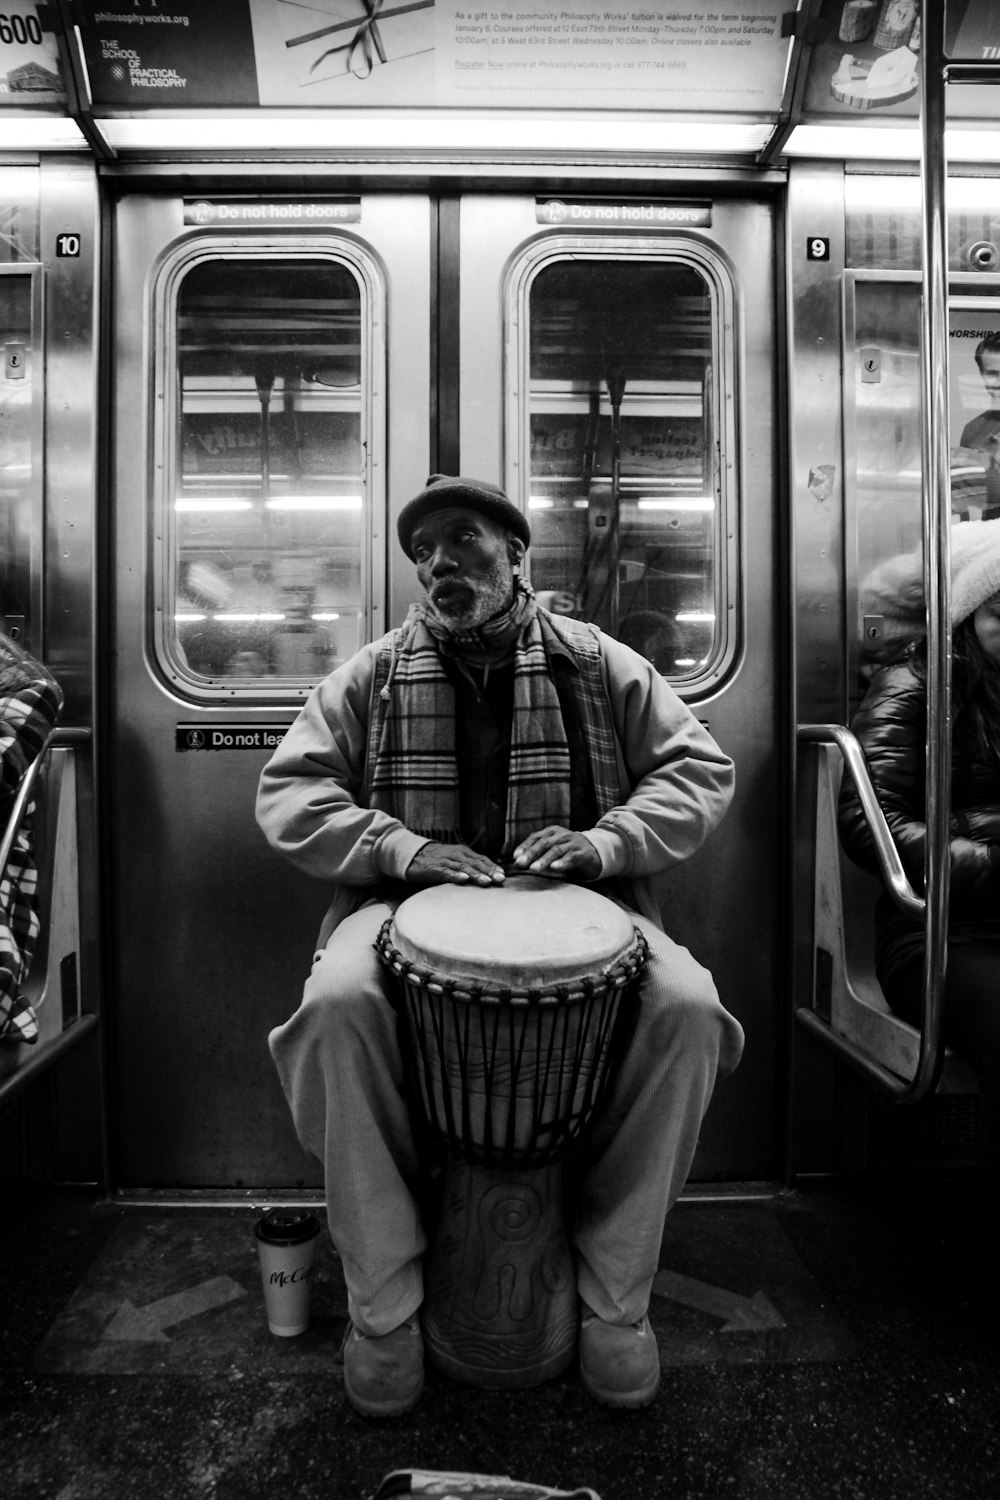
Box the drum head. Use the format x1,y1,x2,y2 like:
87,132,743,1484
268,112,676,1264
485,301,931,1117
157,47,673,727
389,876,637,990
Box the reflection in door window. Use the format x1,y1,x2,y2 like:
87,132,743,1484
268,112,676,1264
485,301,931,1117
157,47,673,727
526,257,724,684
851,285,1000,680
169,258,366,688
0,274,33,631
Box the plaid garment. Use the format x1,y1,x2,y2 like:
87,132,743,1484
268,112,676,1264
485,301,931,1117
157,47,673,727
367,586,620,855
0,640,63,1045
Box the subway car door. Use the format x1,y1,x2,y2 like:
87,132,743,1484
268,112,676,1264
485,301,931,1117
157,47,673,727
108,190,780,1189
453,196,781,1181
108,194,431,1186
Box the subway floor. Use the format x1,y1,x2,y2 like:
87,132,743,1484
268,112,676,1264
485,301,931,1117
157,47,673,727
3,1174,998,1500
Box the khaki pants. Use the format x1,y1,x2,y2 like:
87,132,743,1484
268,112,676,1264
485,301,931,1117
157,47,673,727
269,899,744,1336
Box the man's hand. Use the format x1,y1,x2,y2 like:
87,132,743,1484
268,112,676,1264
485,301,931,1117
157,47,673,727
406,842,506,887
511,827,601,880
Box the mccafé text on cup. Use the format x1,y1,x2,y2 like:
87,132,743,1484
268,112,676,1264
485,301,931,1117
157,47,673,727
254,1207,320,1336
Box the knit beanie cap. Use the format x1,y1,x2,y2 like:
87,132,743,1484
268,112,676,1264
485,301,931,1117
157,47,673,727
949,517,1000,623
861,518,1000,644
397,475,531,561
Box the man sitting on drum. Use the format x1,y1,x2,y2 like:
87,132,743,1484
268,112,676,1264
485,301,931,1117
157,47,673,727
256,475,744,1417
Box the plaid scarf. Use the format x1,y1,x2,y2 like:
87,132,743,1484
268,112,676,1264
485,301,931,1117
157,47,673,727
367,582,620,855
0,643,63,1046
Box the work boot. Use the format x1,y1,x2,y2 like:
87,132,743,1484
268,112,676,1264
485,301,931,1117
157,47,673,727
342,1315,424,1418
579,1309,661,1409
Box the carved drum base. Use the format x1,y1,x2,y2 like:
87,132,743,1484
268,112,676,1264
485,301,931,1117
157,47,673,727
421,1157,578,1389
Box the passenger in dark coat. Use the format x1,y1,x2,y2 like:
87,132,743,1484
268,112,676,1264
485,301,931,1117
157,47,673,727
839,519,1000,1094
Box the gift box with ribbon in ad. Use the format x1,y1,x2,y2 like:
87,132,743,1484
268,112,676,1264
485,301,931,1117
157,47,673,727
276,0,435,88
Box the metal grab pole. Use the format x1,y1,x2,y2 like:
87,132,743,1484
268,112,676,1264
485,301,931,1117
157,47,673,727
916,0,952,1100
794,6,952,1105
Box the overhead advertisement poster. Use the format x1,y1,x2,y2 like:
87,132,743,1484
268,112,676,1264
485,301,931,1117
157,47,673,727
79,2,260,105
0,1,65,106
430,0,788,111
801,0,1000,121
77,1,790,112
252,0,789,111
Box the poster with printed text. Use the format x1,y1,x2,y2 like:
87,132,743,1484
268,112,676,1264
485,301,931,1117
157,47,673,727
80,2,791,112
41,0,1000,117
80,1,259,106
432,1,788,111
0,1,64,106
249,0,789,110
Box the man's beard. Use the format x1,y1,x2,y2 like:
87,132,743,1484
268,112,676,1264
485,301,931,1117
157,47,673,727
428,560,513,631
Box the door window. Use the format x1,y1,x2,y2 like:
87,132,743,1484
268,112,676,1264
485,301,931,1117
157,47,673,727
156,249,381,698
514,247,737,690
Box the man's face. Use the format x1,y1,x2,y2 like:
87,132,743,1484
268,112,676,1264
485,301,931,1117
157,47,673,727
979,350,1000,405
412,506,517,631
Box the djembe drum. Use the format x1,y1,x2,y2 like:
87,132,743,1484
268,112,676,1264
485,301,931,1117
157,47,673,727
375,876,647,1389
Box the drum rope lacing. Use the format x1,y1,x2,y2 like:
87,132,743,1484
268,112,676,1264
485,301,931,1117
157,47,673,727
375,922,648,1167
373,924,649,1007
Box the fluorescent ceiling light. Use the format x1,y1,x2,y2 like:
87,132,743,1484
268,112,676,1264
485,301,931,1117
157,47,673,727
16,111,1000,166
264,495,362,510
214,611,286,622
676,610,716,622
784,124,918,159
784,124,1000,163
312,612,340,621
98,114,772,157
0,115,88,150
175,612,207,622
529,497,556,509
638,497,714,511
176,498,254,512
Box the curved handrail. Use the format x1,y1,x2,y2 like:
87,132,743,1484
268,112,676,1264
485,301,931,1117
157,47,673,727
0,730,56,884
798,724,923,920
0,727,91,885
0,725,96,1107
796,724,946,1104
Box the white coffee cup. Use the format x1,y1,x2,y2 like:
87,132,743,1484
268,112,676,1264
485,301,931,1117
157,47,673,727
255,1208,321,1336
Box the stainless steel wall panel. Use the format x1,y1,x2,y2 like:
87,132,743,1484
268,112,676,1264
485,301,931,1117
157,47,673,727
787,162,848,729
39,158,99,720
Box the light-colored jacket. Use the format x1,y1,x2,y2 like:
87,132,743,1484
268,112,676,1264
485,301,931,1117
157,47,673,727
255,615,734,938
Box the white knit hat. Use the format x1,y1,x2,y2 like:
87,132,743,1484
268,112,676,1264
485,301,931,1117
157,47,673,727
861,519,1000,642
949,518,1000,624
